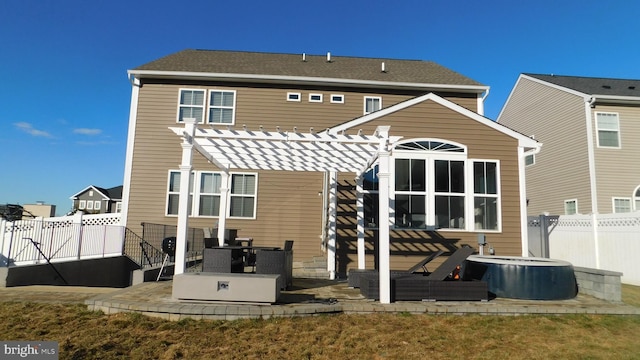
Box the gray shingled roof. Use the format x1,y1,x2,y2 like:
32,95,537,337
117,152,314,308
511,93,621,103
132,49,485,88
526,73,640,97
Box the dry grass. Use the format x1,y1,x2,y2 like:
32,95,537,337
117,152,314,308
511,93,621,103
0,285,638,359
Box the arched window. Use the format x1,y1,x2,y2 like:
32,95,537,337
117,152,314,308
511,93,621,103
364,139,501,231
634,185,640,211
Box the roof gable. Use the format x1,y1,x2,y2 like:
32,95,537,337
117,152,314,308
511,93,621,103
130,49,487,92
329,93,540,149
70,185,123,200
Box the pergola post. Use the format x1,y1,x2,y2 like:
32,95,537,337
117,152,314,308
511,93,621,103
356,177,366,269
327,171,338,280
376,126,392,304
217,171,230,246
175,118,196,275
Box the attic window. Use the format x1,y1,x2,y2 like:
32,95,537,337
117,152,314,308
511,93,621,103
309,93,323,103
287,92,301,102
330,94,344,104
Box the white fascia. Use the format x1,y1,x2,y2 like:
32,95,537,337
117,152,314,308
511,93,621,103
126,70,489,94
120,75,141,228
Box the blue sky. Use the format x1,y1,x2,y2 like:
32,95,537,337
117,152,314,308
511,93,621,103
1,1,639,215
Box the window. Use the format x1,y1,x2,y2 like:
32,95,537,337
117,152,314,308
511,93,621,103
166,171,256,218
309,93,323,103
474,161,499,230
167,171,194,216
89,190,94,196
178,89,205,123
613,197,632,213
230,174,257,218
634,186,640,211
525,154,535,166
596,112,620,148
94,201,101,210
364,139,501,231
564,199,577,215
434,160,465,229
198,172,222,216
208,90,236,124
78,200,86,210
364,96,382,114
330,94,344,104
287,92,301,102
115,202,122,213
363,165,379,227
86,201,93,210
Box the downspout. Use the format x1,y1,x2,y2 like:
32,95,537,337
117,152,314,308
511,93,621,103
120,74,141,228
477,88,490,116
584,96,600,268
519,145,542,257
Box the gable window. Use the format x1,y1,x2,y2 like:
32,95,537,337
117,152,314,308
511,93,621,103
230,174,257,218
309,93,323,103
178,89,205,123
613,197,631,213
564,199,577,215
474,161,499,230
596,112,620,148
287,92,301,102
364,96,382,114
166,171,256,218
79,200,86,210
208,90,236,124
330,94,344,104
94,201,101,211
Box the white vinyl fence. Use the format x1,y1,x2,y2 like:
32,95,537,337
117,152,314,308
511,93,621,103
0,212,122,266
531,212,640,286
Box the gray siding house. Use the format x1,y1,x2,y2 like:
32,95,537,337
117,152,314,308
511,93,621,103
498,74,640,215
70,185,123,214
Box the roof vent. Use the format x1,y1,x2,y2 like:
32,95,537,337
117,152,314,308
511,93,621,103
302,53,306,62
629,86,636,90
326,52,331,62
381,62,386,73
602,85,611,89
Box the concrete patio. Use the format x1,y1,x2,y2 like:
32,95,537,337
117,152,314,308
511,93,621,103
1,278,639,321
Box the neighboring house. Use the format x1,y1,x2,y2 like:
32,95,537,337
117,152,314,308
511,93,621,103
123,49,539,277
70,185,123,214
22,202,56,219
498,74,640,216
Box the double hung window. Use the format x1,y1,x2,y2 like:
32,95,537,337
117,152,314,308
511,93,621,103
564,199,577,215
178,89,205,123
613,197,632,213
209,90,236,124
596,112,620,148
364,96,381,114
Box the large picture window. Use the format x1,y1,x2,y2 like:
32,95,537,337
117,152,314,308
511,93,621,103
363,139,501,232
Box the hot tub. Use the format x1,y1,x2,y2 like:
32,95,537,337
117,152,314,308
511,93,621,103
464,255,578,300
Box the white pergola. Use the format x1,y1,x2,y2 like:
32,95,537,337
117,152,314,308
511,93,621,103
170,119,402,303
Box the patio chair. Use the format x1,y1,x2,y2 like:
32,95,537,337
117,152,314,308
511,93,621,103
348,249,444,288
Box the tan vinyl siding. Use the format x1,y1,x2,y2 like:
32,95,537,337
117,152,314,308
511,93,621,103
337,100,524,272
127,81,515,273
499,78,591,215
591,105,640,213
